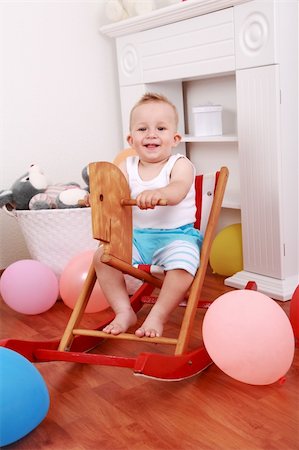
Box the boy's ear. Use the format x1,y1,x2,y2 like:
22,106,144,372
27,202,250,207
127,134,133,146
173,132,182,147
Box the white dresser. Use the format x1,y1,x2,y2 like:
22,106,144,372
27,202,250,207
101,0,299,300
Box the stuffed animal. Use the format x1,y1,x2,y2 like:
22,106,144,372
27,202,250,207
81,165,89,191
105,0,154,21
105,0,180,23
0,164,89,211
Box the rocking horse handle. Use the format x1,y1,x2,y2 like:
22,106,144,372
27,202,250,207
121,198,167,206
77,198,167,207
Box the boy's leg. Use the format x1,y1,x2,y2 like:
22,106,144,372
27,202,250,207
93,247,137,334
135,237,199,338
135,269,193,338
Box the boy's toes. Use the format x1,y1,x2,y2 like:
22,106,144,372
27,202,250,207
135,327,160,338
135,327,145,337
145,328,160,338
103,322,122,335
102,324,114,334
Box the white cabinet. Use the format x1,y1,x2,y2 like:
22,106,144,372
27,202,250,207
226,0,299,299
101,0,298,300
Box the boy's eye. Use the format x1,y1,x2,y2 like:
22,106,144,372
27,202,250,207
137,127,146,132
158,127,166,131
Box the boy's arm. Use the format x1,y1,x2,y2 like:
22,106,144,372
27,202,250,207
137,158,194,209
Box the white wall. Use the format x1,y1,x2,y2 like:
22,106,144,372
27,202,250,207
0,1,122,268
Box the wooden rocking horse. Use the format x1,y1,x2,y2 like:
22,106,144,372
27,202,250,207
0,161,229,380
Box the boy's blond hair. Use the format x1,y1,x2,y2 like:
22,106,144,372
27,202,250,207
129,92,179,130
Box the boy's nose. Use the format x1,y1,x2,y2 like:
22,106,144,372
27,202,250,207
146,129,158,137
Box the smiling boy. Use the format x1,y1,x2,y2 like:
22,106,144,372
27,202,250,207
93,93,203,338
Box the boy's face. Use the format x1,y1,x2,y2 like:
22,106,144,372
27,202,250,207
127,101,181,163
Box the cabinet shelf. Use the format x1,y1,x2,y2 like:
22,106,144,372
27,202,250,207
182,134,238,143
222,200,241,209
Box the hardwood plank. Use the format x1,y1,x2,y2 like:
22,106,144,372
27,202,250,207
0,268,298,450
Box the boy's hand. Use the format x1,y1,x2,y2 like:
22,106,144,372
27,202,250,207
137,158,195,208
83,193,90,207
77,193,90,207
136,189,164,209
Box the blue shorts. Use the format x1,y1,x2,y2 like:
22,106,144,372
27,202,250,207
133,224,203,276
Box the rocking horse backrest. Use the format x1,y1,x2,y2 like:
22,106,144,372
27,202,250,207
194,171,220,235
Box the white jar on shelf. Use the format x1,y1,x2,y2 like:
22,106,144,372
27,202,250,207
192,104,223,136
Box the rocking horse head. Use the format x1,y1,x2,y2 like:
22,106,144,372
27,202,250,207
88,162,132,264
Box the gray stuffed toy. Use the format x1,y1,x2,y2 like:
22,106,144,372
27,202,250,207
0,164,89,210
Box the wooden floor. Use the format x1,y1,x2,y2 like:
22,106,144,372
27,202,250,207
0,268,298,450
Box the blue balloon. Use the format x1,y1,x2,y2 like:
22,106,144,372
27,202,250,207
0,348,50,446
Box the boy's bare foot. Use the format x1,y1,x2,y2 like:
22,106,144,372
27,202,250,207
135,315,164,338
102,309,137,335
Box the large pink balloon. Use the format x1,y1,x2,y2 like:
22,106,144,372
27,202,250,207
59,250,109,313
0,260,59,315
202,290,295,385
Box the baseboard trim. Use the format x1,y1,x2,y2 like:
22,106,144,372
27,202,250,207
225,271,299,301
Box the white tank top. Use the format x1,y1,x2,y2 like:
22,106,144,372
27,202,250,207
126,154,196,229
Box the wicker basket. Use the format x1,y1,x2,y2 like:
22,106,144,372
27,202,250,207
4,207,98,277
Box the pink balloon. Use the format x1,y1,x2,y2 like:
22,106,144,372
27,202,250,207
0,260,59,315
202,290,295,385
59,250,109,313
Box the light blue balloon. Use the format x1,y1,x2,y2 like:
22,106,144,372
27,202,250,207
0,347,50,446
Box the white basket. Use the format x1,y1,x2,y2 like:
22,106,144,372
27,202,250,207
4,207,98,277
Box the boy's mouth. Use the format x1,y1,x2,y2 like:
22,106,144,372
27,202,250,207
145,144,159,149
